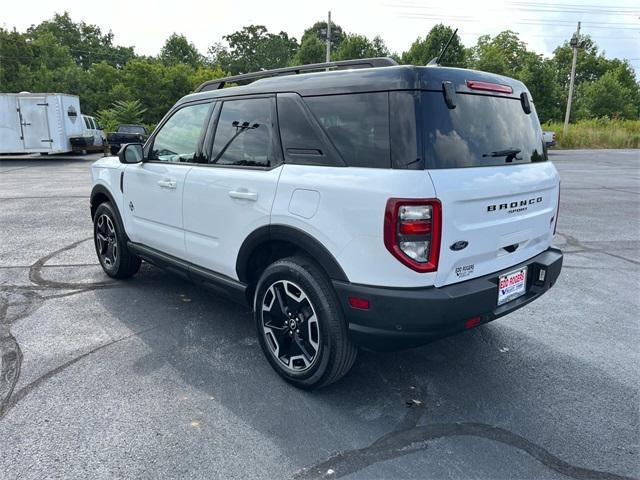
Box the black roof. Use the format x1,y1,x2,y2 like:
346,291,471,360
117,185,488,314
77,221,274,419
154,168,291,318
177,64,530,107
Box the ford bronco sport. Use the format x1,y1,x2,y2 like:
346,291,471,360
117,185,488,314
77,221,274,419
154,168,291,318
90,58,563,389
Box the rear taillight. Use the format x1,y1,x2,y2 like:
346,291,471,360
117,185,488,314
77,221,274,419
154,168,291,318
384,199,441,273
553,184,561,235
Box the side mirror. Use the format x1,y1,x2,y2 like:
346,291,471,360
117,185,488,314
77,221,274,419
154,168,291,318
118,143,144,164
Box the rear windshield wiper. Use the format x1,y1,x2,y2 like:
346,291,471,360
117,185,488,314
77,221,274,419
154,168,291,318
483,149,522,163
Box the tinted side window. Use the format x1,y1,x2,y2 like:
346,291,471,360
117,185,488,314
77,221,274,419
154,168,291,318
277,94,342,166
83,116,91,129
211,98,273,167
150,103,211,163
390,91,422,169
304,92,390,168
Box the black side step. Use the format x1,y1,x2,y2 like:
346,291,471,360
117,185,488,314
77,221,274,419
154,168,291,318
128,242,249,305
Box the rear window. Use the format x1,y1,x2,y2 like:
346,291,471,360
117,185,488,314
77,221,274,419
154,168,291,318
119,125,146,134
422,92,547,169
304,92,390,168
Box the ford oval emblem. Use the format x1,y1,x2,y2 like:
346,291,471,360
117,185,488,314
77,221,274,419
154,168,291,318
450,240,469,251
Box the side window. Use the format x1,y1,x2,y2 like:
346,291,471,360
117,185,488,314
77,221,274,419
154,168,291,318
89,117,97,130
83,116,91,129
277,93,342,167
210,98,273,167
304,92,390,168
149,103,211,163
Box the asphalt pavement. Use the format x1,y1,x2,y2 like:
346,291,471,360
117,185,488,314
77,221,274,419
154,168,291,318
0,149,638,480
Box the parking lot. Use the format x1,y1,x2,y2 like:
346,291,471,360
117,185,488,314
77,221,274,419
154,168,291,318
0,150,638,479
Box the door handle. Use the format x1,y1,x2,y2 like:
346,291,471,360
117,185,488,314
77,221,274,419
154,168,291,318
229,189,258,201
157,180,177,189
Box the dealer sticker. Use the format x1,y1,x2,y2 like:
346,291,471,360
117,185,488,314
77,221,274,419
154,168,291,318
497,267,527,306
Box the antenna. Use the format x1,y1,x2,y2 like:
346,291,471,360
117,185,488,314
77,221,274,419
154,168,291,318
427,28,459,66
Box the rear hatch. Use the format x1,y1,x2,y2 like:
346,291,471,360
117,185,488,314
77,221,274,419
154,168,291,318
419,72,559,287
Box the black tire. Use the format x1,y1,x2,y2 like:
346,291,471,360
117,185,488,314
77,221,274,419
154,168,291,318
93,202,141,278
254,255,357,389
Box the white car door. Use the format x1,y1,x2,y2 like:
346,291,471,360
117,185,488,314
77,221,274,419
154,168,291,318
123,101,212,260
183,96,282,280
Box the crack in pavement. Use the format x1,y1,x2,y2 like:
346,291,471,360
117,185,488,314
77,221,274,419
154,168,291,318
0,323,161,419
556,233,640,267
28,237,117,290
0,238,125,419
292,384,638,480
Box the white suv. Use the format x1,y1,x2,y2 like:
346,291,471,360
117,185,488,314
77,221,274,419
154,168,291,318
90,58,563,389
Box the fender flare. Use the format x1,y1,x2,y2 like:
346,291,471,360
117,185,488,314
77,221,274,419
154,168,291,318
236,225,349,283
90,184,128,240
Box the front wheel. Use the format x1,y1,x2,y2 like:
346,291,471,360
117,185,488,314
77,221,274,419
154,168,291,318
254,256,357,389
93,202,141,278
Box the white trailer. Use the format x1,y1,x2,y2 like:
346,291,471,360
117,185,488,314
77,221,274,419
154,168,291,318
0,93,85,154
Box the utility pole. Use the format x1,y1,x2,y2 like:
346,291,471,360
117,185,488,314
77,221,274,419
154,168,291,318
563,21,581,137
326,11,332,63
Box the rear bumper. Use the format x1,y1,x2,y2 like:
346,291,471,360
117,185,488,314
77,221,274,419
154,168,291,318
333,247,562,350
70,136,94,148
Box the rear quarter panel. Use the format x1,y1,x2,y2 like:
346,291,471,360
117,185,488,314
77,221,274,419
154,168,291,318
272,165,439,288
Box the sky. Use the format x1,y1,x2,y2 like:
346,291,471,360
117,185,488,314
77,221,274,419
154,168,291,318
2,0,639,69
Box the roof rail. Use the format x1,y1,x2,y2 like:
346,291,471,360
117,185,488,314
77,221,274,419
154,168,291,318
194,57,398,93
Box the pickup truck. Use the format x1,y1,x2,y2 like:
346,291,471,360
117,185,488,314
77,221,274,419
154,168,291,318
543,130,556,148
107,124,148,154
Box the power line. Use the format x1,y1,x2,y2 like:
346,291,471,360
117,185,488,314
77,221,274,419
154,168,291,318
394,13,640,30
389,1,640,15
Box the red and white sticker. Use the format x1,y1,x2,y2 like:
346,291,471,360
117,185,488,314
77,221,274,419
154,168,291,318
498,267,527,306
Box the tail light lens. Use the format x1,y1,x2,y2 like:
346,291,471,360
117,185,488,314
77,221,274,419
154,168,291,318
553,183,561,235
384,199,442,272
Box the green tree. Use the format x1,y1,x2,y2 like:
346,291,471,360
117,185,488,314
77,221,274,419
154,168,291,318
334,34,389,61
577,70,638,119
290,20,349,65
209,25,298,75
160,34,204,67
519,56,562,123
553,37,608,92
26,11,134,68
300,21,345,52
97,99,147,131
0,27,37,91
402,24,465,67
552,36,639,120
290,36,325,65
469,31,528,76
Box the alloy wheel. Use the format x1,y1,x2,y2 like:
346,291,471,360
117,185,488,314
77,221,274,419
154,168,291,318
96,214,118,268
261,280,320,372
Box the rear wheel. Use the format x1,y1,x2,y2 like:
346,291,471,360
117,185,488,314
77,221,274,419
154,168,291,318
93,202,140,278
254,256,357,389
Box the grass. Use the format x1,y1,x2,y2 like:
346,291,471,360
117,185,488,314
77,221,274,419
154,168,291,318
542,118,640,149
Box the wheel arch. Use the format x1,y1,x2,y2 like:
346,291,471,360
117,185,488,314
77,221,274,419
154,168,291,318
90,184,128,240
237,225,349,289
